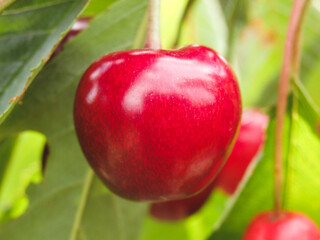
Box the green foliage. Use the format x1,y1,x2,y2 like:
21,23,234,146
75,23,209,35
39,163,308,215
140,191,228,240
0,0,148,238
179,0,229,56
160,0,188,49
209,82,320,239
0,131,45,222
0,0,88,124
0,0,320,239
81,0,117,17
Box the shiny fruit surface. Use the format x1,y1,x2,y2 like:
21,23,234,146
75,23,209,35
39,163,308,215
242,211,320,240
215,109,268,194
149,109,267,220
150,181,216,221
74,45,241,201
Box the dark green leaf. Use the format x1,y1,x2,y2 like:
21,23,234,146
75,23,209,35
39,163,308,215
0,0,148,239
0,0,88,124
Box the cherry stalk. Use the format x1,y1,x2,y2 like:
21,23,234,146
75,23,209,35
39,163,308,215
145,0,161,49
274,0,311,218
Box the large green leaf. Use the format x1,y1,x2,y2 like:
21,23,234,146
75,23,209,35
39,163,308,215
0,0,88,124
208,82,320,239
0,0,149,239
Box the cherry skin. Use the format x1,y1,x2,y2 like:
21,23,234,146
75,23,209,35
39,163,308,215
150,181,216,221
52,17,91,57
74,45,241,202
215,109,268,194
242,211,320,240
149,109,267,220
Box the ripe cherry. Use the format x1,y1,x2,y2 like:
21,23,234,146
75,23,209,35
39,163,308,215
242,211,320,240
149,110,267,220
52,17,91,57
150,181,216,221
74,45,241,202
215,109,268,194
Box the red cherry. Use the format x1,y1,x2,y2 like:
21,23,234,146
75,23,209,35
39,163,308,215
150,181,216,221
74,45,241,201
149,110,267,220
215,109,269,194
242,211,320,240
52,17,91,57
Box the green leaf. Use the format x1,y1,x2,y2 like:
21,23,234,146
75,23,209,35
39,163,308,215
208,82,320,239
81,0,117,17
302,4,320,108
140,191,228,240
0,131,46,222
0,137,16,186
0,0,149,239
0,0,88,124
218,0,248,60
179,0,228,56
218,0,248,27
283,81,320,219
77,176,147,240
160,0,188,49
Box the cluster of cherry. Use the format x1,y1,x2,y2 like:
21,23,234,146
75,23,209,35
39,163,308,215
55,18,320,239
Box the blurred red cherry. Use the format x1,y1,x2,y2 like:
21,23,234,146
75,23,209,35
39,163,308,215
242,211,320,240
215,109,268,194
150,181,216,221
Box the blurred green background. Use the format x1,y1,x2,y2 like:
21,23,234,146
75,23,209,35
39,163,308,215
0,0,320,239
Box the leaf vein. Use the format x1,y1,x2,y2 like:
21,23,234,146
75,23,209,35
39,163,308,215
69,170,94,240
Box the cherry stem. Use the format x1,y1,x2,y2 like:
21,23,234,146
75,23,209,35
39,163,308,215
145,0,161,49
292,1,311,79
274,0,310,218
